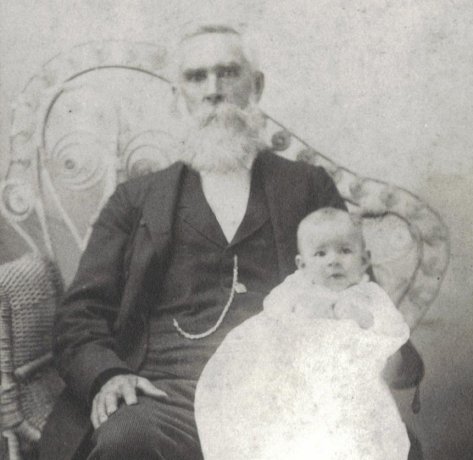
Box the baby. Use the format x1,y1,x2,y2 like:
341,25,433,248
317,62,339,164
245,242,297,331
195,208,410,460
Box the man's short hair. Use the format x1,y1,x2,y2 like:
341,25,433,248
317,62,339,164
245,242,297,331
297,207,365,251
170,23,261,81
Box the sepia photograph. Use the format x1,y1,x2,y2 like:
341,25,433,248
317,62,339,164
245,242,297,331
0,1,471,459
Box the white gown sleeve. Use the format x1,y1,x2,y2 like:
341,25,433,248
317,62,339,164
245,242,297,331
336,281,410,353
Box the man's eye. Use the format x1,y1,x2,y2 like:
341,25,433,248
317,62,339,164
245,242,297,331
219,67,239,78
314,251,326,257
186,71,207,82
341,247,353,254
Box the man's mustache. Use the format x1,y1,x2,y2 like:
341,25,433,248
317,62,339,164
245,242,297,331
195,102,248,130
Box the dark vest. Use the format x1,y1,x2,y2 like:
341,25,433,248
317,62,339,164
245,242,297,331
140,165,280,381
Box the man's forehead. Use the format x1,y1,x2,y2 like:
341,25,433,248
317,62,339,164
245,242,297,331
178,33,248,71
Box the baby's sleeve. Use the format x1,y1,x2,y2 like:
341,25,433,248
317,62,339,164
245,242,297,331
263,273,302,318
263,272,339,320
358,282,410,342
336,282,409,342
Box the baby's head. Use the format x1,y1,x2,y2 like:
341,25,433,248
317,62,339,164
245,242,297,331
295,208,370,292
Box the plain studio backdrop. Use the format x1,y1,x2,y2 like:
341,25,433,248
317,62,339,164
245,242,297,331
1,1,472,459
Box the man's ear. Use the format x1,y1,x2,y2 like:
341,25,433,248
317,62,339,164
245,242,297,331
253,71,265,102
295,255,304,270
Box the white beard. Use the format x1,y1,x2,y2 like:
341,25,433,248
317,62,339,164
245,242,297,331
175,99,267,174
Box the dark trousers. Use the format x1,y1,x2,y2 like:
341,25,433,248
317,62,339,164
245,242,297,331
85,379,203,460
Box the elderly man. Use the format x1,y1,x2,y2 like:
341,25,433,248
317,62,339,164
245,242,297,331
38,25,348,460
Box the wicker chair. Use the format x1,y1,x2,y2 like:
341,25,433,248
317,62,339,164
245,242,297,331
0,41,449,459
0,256,65,459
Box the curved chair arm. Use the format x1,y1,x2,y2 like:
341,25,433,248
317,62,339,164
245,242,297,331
294,146,449,329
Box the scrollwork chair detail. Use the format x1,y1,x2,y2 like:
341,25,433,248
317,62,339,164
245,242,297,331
0,41,449,459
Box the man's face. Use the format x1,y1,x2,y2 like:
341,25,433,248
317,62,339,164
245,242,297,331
296,218,369,292
177,33,263,116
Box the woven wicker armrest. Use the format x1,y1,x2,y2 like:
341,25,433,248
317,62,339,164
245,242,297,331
0,254,65,458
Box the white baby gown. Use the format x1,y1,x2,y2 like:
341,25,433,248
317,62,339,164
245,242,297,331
195,273,411,460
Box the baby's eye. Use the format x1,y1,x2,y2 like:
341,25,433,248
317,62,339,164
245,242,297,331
341,247,353,254
314,251,326,257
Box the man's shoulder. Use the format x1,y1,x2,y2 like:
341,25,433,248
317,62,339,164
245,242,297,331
117,161,185,206
258,149,324,178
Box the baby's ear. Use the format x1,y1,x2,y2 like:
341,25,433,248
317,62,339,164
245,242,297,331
295,255,305,269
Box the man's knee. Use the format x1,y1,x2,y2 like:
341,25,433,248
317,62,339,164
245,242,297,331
88,397,202,460
89,406,164,459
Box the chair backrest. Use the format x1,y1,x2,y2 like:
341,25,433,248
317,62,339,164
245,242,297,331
0,40,449,329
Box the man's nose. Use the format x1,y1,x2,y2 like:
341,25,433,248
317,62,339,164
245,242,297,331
204,93,224,105
203,74,224,105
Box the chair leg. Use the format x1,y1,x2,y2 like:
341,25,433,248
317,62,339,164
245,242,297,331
3,430,23,460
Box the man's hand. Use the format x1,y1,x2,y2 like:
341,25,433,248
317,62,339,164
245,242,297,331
90,374,168,428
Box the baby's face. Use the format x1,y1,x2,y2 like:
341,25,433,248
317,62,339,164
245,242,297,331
296,218,369,292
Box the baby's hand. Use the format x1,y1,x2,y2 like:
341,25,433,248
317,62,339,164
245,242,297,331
333,302,374,329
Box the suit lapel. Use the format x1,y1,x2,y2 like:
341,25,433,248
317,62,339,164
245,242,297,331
231,159,269,245
179,169,228,247
141,162,185,241
118,162,185,363
259,152,305,280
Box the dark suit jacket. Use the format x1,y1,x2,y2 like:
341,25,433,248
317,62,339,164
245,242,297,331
39,151,346,459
